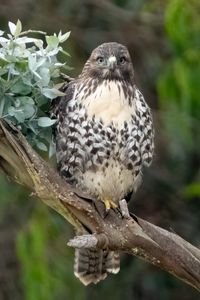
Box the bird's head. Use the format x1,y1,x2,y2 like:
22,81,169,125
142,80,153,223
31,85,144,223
81,42,134,83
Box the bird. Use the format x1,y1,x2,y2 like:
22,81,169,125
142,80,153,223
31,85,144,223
53,42,154,285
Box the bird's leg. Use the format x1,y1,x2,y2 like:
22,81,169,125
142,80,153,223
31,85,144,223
103,198,117,211
94,197,118,218
119,199,130,219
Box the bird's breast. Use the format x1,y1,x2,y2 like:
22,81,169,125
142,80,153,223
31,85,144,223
78,80,135,128
79,159,136,203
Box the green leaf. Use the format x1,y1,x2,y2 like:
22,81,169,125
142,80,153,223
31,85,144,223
23,104,35,119
10,81,32,95
34,39,43,48
35,95,48,107
18,96,35,105
28,121,39,134
8,106,16,116
8,102,35,122
38,117,56,127
46,35,59,49
14,109,25,123
7,19,22,38
37,142,48,151
58,31,71,43
37,67,50,86
8,21,16,36
28,54,37,71
42,88,65,99
14,20,22,37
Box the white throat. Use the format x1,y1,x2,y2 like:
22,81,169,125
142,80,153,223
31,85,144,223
79,80,135,127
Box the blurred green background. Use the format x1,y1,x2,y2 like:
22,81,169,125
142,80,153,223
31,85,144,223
0,0,200,299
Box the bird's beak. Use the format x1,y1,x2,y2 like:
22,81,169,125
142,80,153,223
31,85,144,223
107,56,117,71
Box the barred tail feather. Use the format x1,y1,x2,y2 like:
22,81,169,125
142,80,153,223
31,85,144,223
105,251,120,274
74,248,120,286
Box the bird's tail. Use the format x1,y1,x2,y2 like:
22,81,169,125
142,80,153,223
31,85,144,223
74,248,120,285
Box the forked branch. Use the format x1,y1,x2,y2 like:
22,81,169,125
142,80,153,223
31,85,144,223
0,119,199,291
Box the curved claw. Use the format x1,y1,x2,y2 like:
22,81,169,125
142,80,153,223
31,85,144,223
104,198,117,211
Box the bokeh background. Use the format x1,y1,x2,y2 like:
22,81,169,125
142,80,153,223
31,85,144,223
0,0,200,299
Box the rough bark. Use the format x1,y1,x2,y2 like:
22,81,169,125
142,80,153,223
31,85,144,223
0,119,199,291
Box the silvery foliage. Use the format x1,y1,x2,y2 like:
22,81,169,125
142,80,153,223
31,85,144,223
0,20,70,155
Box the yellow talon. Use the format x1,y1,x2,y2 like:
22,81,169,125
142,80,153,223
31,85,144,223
103,198,117,211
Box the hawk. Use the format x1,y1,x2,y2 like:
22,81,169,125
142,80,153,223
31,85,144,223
53,42,154,285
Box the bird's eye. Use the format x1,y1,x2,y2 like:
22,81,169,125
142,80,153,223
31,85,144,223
96,56,104,64
119,56,126,65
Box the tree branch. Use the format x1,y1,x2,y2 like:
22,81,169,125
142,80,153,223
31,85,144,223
0,119,199,291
